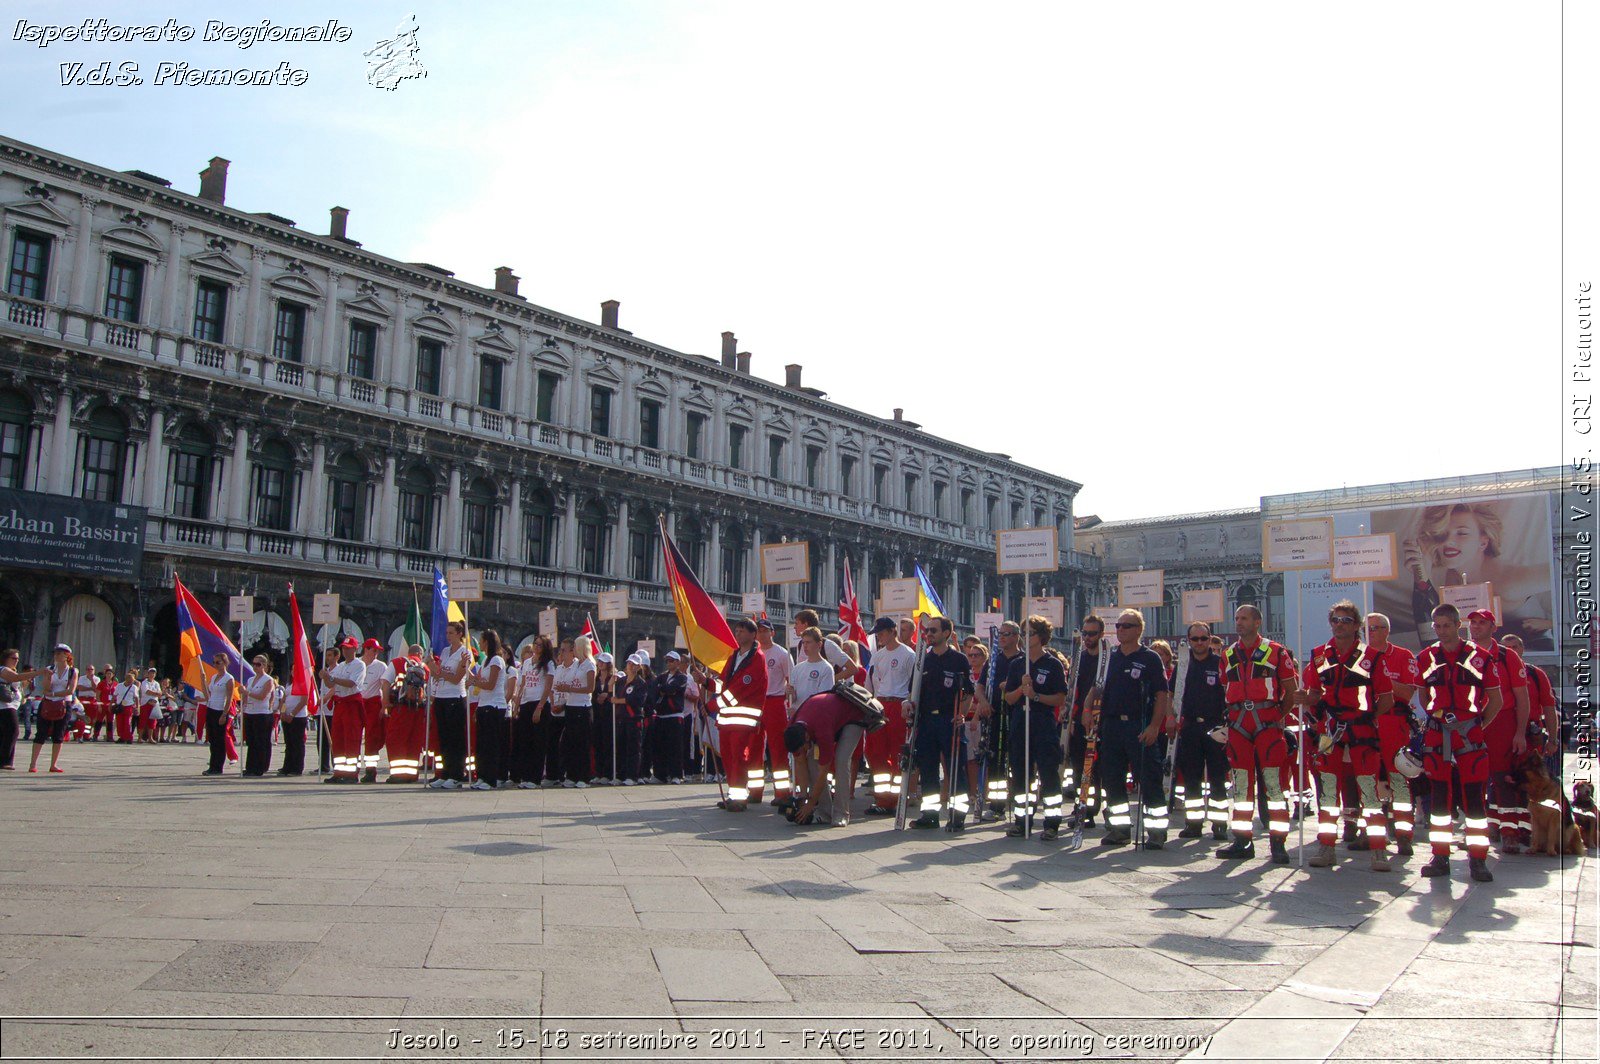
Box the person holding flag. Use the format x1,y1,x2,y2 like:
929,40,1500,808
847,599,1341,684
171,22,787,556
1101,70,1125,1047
325,638,366,783
174,577,246,775
278,585,318,777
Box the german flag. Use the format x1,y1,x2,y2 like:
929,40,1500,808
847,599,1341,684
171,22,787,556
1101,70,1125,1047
659,518,737,674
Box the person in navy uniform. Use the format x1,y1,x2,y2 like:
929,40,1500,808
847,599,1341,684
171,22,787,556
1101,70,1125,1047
1172,622,1231,841
908,616,973,830
1089,610,1171,849
1001,615,1070,840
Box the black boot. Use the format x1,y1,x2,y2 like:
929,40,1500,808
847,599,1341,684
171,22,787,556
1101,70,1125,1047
1469,856,1494,883
1178,823,1203,839
1212,822,1230,842
1421,854,1451,878
1269,836,1289,865
1215,837,1255,859
1396,837,1414,857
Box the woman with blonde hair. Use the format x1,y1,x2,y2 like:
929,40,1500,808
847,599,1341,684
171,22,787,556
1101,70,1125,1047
556,635,597,787
240,656,277,777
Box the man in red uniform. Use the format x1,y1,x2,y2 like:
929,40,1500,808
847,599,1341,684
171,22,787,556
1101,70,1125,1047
785,690,876,826
755,619,794,808
1466,609,1531,852
324,637,366,783
1416,603,1501,882
1503,634,1562,782
356,639,392,783
1367,612,1421,856
715,618,767,812
1215,604,1299,864
1299,600,1395,871
385,647,430,783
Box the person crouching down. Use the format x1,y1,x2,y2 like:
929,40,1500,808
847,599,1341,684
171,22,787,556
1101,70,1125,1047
784,690,874,826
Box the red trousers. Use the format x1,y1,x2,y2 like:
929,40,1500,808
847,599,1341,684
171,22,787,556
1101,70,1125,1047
758,695,792,801
719,723,760,803
386,703,427,781
223,711,239,762
864,699,907,810
330,696,364,778
357,695,387,774
115,707,135,742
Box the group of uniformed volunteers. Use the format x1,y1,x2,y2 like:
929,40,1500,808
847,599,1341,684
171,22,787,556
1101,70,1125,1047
171,597,1571,884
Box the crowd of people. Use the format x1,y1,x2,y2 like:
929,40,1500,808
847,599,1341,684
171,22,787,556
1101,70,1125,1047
3,601,1590,884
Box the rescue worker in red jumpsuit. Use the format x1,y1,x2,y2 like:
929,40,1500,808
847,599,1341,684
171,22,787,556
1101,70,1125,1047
1215,604,1298,865
1465,609,1531,853
715,618,767,812
1367,612,1421,856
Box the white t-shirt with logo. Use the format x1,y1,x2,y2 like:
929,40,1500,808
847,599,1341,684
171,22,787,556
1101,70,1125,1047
359,659,393,700
790,657,836,709
868,644,916,699
329,658,367,699
564,658,596,708
434,644,470,699
764,645,793,698
475,655,509,709
242,673,276,714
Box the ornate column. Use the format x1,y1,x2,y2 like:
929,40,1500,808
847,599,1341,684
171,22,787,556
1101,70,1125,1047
560,490,579,570
46,391,73,495
69,195,99,311
142,408,167,512
388,291,408,390
161,221,188,336
226,423,250,524
378,453,398,545
503,479,522,566
707,517,723,590
243,247,269,354
613,497,630,578
320,267,343,374
443,466,463,556
299,440,326,535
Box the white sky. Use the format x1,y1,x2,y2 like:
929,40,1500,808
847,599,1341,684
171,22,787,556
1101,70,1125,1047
3,1,1563,519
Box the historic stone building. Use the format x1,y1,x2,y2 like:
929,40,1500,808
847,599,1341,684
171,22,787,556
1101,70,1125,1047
0,135,1094,673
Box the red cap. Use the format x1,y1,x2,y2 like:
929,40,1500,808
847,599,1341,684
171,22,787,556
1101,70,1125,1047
338,636,359,650
1466,608,1497,625
362,638,383,652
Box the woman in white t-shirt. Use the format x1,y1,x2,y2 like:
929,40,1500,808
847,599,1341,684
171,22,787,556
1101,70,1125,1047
28,644,77,773
467,630,510,790
511,637,553,788
540,638,573,787
201,655,238,776
426,622,472,789
240,656,277,777
555,635,597,788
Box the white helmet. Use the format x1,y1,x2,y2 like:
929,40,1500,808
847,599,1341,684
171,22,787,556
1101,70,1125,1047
1393,749,1423,780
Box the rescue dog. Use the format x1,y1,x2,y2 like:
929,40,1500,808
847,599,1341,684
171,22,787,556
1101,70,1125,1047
1517,763,1585,857
1572,779,1597,852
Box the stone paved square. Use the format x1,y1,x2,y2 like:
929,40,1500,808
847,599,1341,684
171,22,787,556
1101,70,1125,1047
0,741,1592,1062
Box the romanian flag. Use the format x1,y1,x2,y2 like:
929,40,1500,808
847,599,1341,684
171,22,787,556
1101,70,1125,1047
659,517,737,674
175,576,245,695
913,564,946,622
287,583,319,716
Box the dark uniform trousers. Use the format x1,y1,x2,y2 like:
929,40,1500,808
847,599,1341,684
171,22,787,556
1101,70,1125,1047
1097,713,1169,834
1174,719,1230,827
1007,706,1064,824
281,716,307,775
913,711,960,816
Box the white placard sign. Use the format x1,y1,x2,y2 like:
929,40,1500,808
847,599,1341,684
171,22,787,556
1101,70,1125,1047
1182,588,1227,626
760,541,810,585
1262,518,1334,572
973,611,1006,638
446,567,484,602
1330,533,1398,584
1118,569,1165,608
674,625,687,650
311,593,340,626
879,577,920,612
1024,596,1066,629
1092,606,1121,626
227,595,254,623
995,527,1059,574
538,607,559,639
1439,582,1495,616
636,639,657,659
741,591,766,615
597,590,630,621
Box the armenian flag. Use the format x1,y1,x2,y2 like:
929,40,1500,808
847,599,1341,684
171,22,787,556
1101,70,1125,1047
659,517,737,674
174,576,245,694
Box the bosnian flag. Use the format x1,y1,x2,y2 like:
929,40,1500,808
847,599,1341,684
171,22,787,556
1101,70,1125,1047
287,583,319,716
175,576,245,694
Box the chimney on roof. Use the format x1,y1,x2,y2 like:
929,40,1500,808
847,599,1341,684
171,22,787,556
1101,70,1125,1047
601,299,619,329
494,267,520,297
329,206,349,241
785,363,803,389
197,157,229,205
893,408,904,422
736,351,751,374
721,331,737,369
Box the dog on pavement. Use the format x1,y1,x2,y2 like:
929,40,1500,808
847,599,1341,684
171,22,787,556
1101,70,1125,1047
1517,764,1585,857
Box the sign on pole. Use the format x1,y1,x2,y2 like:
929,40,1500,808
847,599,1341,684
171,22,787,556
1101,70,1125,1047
1439,582,1495,616
311,593,340,626
879,577,919,612
446,567,484,602
597,589,630,621
1182,588,1227,626
740,591,765,615
538,607,558,639
1024,596,1065,629
1330,533,1398,584
227,595,254,623
1262,518,1334,572
1117,569,1165,608
973,610,1006,637
760,541,810,585
1092,605,1121,625
637,638,657,659
673,625,687,650
995,527,1059,574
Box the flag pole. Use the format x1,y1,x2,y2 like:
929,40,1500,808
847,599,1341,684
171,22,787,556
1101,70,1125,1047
463,595,475,785
319,584,332,783
611,590,619,785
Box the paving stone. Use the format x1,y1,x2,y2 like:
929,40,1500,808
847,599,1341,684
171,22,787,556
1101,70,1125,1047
141,940,314,994
655,946,789,1002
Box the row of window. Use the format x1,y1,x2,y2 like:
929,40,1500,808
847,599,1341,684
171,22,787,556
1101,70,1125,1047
7,229,1059,521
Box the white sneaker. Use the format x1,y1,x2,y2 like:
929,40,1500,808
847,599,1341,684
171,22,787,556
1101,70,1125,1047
589,777,603,785
647,776,664,785
562,780,576,789
669,777,684,785
622,778,637,787
469,780,491,791
433,778,460,790
517,781,536,789
541,780,560,788
573,781,588,789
